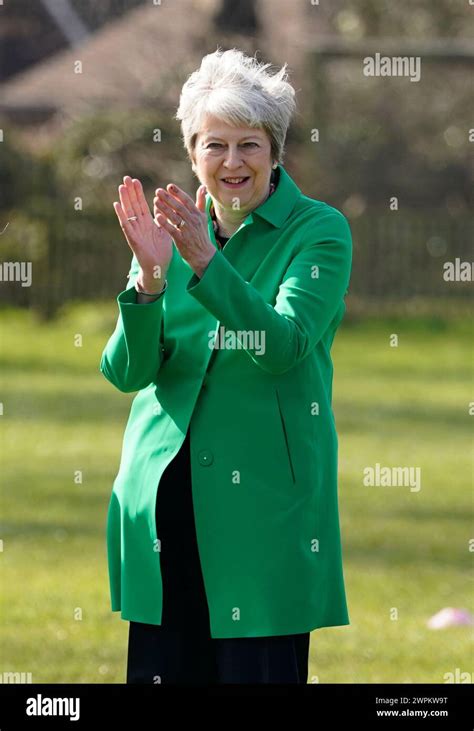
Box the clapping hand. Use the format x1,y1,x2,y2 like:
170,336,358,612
114,176,173,293
153,183,216,278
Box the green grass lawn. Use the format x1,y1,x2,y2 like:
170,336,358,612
0,302,472,683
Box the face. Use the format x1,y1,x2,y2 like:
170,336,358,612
191,113,276,215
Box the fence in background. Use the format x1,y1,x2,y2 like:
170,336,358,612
0,209,471,319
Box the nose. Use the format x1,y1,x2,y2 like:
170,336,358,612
223,145,244,170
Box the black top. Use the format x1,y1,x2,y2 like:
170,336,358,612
215,232,230,248
212,168,278,250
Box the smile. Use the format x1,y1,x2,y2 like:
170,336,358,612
221,177,250,187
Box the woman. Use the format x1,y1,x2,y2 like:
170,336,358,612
100,48,352,685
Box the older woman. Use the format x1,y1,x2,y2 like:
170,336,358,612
100,48,352,685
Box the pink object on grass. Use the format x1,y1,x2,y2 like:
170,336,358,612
427,607,474,629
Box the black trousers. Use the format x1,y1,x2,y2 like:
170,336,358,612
126,430,310,685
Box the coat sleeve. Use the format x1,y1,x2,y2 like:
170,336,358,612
99,253,166,392
186,209,352,375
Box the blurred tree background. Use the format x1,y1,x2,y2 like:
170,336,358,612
0,0,472,320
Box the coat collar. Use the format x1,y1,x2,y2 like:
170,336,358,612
205,163,301,234
250,164,302,228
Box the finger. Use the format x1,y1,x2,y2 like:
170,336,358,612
154,195,182,226
123,175,142,217
157,188,190,220
195,184,207,213
155,212,181,241
132,178,149,218
113,201,136,239
118,183,135,219
165,184,196,214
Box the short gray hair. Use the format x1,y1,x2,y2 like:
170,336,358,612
175,47,297,166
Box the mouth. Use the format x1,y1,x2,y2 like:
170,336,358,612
220,176,250,188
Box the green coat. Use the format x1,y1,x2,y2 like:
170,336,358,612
100,164,352,638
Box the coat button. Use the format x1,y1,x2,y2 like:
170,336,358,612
198,450,213,466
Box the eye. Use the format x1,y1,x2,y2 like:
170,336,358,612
206,142,259,149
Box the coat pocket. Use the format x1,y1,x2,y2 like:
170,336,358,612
274,388,296,485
